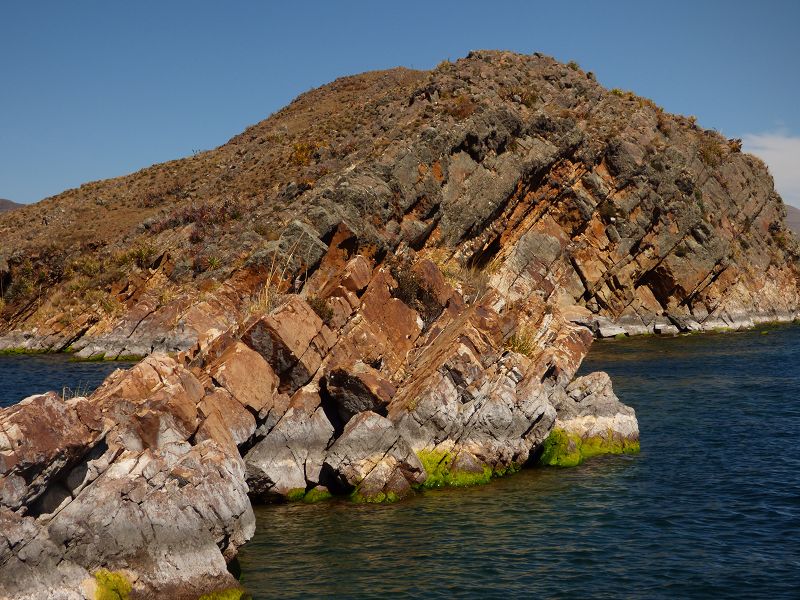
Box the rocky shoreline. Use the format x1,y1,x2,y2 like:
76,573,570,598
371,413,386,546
2,306,796,358
2,50,799,598
1,256,640,599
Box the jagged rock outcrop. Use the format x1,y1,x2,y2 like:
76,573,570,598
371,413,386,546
0,250,630,598
1,358,255,599
542,372,639,467
1,50,799,597
1,51,797,355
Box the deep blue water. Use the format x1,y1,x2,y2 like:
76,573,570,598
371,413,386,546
0,354,129,406
238,324,800,599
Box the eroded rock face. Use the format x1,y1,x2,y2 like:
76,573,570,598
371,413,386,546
2,49,799,597
541,372,640,467
0,355,257,599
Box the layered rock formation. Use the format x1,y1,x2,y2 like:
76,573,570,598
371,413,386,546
1,52,797,355
1,50,798,597
1,250,637,598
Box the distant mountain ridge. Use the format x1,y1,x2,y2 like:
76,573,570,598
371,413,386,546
0,199,22,212
786,205,800,236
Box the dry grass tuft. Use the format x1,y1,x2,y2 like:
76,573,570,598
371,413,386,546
504,323,538,358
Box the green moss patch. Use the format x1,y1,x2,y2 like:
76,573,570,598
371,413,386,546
115,354,145,362
198,588,250,600
94,569,132,600
351,489,401,503
416,449,492,489
539,428,639,467
302,487,332,503
0,347,46,356
285,488,307,502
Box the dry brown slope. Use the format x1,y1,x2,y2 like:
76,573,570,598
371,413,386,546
786,205,800,236
0,199,22,213
0,51,798,354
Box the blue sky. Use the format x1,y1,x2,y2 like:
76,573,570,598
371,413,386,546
2,1,799,206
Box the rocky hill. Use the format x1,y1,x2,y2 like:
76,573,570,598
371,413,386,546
0,199,21,213
0,51,797,357
786,204,800,236
1,51,799,598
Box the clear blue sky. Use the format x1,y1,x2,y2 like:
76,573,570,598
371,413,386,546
2,1,799,206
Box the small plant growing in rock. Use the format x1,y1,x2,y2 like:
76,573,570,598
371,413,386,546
445,95,477,120
61,382,90,401
391,268,443,326
248,232,308,315
307,295,333,325
697,136,725,167
567,60,580,71
505,324,537,358
289,141,317,166
425,250,491,304
207,256,222,270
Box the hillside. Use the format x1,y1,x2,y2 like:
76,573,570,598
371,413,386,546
0,51,797,356
2,50,800,598
0,199,22,213
787,205,800,236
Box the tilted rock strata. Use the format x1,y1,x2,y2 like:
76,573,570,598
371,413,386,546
0,359,255,599
0,252,636,597
0,49,797,597
1,51,798,355
541,371,639,467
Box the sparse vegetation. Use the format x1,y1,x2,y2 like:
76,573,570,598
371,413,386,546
697,136,725,167
390,267,443,326
152,198,242,239
289,141,318,166
425,250,491,304
444,95,477,120
93,569,132,600
61,382,91,400
505,323,537,357
307,295,333,324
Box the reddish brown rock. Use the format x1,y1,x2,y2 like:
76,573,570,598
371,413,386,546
325,361,396,422
208,341,278,413
196,388,257,451
0,392,96,511
241,296,336,392
340,255,373,294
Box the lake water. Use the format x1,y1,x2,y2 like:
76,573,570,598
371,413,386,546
1,326,798,598
0,353,128,406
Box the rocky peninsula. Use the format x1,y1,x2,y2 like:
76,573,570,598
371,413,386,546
1,51,798,598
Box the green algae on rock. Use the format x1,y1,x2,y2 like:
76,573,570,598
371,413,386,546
416,449,493,488
351,489,402,503
303,486,333,503
198,587,251,600
539,428,640,467
93,569,132,600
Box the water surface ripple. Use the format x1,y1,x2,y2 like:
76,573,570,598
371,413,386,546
0,353,128,406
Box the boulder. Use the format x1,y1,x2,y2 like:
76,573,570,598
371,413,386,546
241,296,337,392
245,385,335,499
208,340,279,413
324,361,396,423
542,371,640,467
323,411,425,502
0,392,96,510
